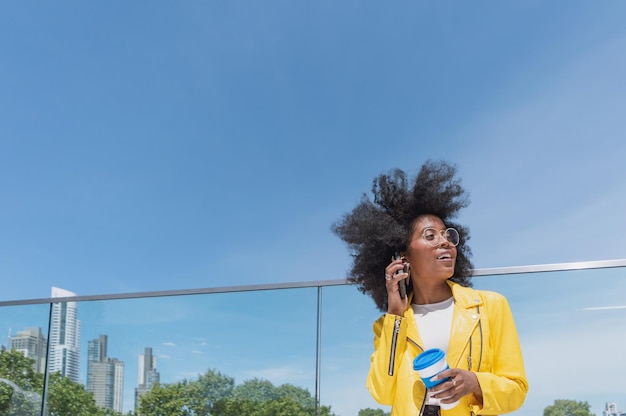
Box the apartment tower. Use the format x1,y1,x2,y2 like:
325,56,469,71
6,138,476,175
9,327,47,373
48,287,81,382
86,335,125,413
134,347,160,411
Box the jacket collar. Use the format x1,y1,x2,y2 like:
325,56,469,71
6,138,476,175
404,280,483,311
448,280,484,309
403,280,483,368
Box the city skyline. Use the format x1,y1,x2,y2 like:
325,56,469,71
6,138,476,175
6,319,155,414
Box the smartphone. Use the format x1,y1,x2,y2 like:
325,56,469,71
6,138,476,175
394,252,409,300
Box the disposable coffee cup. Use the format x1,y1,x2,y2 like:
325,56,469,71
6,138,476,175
413,348,459,410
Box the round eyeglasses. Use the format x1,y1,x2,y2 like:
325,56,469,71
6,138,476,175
420,227,460,247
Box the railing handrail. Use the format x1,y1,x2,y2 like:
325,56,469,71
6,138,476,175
2,258,626,307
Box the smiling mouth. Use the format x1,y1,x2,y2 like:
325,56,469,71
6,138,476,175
437,254,452,260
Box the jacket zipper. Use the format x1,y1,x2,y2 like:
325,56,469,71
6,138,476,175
418,390,428,416
388,317,401,376
476,305,483,371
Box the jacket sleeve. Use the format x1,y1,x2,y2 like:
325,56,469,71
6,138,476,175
366,313,407,405
473,293,528,415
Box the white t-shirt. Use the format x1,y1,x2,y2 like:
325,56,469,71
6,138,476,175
411,297,455,354
412,297,455,405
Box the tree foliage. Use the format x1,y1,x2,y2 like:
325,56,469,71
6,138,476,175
359,408,391,416
232,378,277,402
138,381,210,416
1,350,384,416
0,350,124,416
46,371,104,415
544,399,594,416
0,350,44,415
137,368,335,416
212,396,311,416
196,368,235,403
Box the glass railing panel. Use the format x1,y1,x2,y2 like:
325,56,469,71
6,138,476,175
3,264,625,416
45,287,320,415
473,267,626,416
320,285,389,416
320,266,626,416
0,303,49,415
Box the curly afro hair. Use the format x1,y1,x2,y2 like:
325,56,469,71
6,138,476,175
331,160,474,311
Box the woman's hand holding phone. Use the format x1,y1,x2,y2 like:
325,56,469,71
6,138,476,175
385,255,409,316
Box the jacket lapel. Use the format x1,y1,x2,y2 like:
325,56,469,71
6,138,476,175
404,293,425,352
446,282,483,368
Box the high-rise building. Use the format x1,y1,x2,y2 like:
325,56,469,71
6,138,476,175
604,402,626,416
9,327,47,373
134,347,160,411
48,287,81,382
86,335,125,413
111,359,124,412
87,335,108,390
90,335,108,360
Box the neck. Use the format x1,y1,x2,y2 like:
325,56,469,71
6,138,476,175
411,280,452,305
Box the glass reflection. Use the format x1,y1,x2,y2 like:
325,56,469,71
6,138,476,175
320,284,387,416
0,303,49,415
317,268,626,416
73,288,319,415
473,268,626,415
2,266,625,416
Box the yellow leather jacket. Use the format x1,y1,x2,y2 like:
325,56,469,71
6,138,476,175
367,281,528,415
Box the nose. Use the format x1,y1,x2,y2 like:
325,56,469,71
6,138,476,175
438,231,453,247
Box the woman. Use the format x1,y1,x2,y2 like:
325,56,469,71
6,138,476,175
332,161,527,415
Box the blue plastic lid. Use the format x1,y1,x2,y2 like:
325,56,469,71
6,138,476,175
413,348,445,371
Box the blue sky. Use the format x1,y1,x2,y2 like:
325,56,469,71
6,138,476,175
2,1,626,301
2,1,626,414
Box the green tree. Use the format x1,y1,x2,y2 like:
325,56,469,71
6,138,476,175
212,396,303,416
212,395,331,416
231,378,333,415
0,350,43,415
46,371,105,415
196,368,235,404
275,383,316,409
138,369,235,415
0,350,123,416
544,399,594,416
138,381,210,416
233,378,277,401
358,408,390,416
136,368,335,416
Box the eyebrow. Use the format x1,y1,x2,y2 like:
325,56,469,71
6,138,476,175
421,226,446,232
